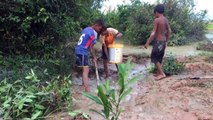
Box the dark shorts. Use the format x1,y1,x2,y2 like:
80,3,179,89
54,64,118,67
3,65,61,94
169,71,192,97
151,40,166,64
102,45,108,60
76,54,89,67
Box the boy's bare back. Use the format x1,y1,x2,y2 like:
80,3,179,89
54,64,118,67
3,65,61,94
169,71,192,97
154,16,170,41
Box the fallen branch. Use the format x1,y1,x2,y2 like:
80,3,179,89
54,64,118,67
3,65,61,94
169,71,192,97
177,76,213,80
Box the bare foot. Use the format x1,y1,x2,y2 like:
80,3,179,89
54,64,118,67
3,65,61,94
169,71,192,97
85,87,90,92
153,73,159,77
154,74,166,81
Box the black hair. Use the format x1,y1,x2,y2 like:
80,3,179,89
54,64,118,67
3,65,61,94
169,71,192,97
154,4,164,14
94,19,106,28
94,19,107,38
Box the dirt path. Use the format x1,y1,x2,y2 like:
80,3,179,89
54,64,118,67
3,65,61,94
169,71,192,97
65,55,213,120
46,49,213,120
46,60,213,120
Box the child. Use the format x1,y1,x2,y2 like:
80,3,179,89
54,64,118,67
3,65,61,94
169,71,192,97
75,19,106,92
100,28,123,78
144,4,171,80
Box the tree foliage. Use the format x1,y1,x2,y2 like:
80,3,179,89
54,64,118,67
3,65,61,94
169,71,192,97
0,0,105,76
105,0,208,45
0,0,104,55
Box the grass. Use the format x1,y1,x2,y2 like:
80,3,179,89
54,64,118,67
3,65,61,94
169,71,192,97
207,23,213,30
95,41,211,58
123,42,204,57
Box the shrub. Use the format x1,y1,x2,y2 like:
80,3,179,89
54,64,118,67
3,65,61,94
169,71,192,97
197,40,213,52
149,54,185,75
108,0,207,46
0,70,72,119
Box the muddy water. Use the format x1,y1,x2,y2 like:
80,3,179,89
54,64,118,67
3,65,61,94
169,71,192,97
205,31,213,41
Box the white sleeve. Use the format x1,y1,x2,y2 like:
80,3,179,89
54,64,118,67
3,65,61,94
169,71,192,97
107,28,119,36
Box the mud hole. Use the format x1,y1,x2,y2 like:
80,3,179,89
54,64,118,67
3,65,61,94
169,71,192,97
46,55,213,120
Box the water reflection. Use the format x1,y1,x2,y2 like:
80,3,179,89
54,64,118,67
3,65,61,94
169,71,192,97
205,33,213,39
205,31,213,43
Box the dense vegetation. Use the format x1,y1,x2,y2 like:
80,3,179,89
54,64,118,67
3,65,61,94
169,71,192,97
104,0,208,45
0,0,105,119
0,0,209,119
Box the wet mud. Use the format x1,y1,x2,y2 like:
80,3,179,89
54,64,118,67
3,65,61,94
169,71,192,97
47,55,213,120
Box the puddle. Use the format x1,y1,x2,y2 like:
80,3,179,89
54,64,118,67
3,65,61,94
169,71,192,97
205,31,213,44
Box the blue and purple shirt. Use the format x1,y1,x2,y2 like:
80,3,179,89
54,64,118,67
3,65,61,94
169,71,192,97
75,27,97,55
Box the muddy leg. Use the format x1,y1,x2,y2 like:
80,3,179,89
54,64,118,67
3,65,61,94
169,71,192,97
82,67,90,92
103,60,109,79
155,62,166,80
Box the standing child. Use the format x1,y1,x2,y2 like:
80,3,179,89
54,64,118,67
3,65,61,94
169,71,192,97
75,19,106,92
144,4,171,80
100,28,123,78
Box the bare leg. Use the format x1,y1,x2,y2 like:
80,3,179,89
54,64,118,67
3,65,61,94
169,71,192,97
103,60,109,78
82,66,90,92
155,62,166,80
153,64,161,76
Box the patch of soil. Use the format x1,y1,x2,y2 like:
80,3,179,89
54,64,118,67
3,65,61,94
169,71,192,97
48,56,213,120
123,54,149,64
119,57,213,120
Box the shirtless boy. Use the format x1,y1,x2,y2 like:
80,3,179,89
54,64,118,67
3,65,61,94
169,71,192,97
144,4,171,80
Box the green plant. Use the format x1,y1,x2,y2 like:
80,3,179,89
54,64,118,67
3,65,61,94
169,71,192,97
68,110,91,120
0,69,72,119
163,55,185,75
106,0,207,46
149,54,185,75
197,40,213,52
83,61,140,120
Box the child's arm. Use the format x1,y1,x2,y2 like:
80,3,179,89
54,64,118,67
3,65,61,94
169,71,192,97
144,19,158,49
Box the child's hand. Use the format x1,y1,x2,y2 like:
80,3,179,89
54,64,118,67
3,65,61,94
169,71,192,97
144,43,149,49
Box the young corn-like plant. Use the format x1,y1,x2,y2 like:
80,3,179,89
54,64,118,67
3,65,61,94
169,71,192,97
83,60,140,120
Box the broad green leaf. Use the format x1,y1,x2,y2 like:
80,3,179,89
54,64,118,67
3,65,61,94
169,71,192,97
68,112,78,117
25,76,33,80
82,112,90,119
118,74,125,94
98,86,112,118
36,92,49,96
3,97,12,108
31,111,42,120
109,89,116,102
68,110,81,117
14,80,22,84
23,118,31,120
35,104,45,110
26,94,36,98
103,80,110,92
25,98,33,102
83,92,103,105
120,88,133,101
18,101,24,110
